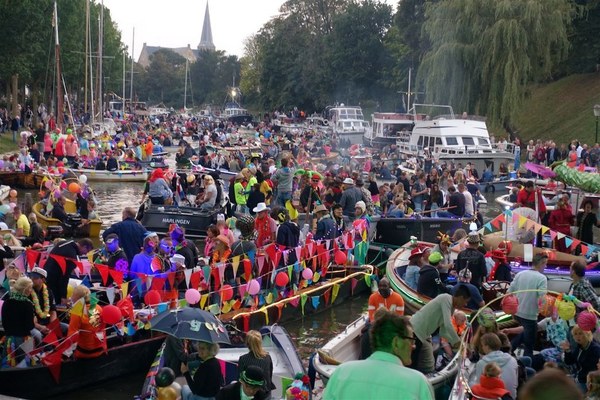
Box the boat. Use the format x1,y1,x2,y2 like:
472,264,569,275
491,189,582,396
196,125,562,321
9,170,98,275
396,104,515,175
327,105,370,144
385,245,512,326
374,217,467,248
138,202,223,238
363,112,414,148
305,114,331,131
0,170,50,189
312,312,461,393
139,325,305,400
223,101,252,125
0,334,165,400
32,200,103,238
310,151,340,164
69,168,149,182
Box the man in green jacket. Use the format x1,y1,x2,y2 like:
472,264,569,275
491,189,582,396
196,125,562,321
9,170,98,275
324,311,434,400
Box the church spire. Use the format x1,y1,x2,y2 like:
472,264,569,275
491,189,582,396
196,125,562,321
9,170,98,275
198,1,215,52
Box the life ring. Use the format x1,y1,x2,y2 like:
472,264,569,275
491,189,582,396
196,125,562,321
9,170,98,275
322,120,328,126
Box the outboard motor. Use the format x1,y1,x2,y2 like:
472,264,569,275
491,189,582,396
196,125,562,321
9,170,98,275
63,213,83,237
46,225,64,240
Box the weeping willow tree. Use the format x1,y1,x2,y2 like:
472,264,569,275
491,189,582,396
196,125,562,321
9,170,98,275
419,0,574,126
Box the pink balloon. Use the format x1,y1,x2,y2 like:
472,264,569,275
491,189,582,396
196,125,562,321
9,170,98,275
185,288,201,305
44,180,53,189
302,268,313,281
247,279,260,296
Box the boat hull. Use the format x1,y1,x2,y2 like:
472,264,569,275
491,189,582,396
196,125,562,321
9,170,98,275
70,168,149,182
33,201,102,238
362,134,396,148
0,171,48,189
139,204,222,238
375,217,465,247
0,335,164,399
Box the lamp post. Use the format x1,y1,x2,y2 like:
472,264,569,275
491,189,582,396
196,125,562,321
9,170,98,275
594,104,600,144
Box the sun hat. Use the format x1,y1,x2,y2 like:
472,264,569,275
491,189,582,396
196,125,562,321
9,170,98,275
409,247,425,260
314,204,328,213
240,366,265,387
253,202,270,213
29,266,47,279
343,178,354,185
170,254,186,266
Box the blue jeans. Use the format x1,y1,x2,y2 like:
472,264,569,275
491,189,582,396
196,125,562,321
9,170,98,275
436,211,460,219
276,191,291,208
511,315,537,358
182,385,214,400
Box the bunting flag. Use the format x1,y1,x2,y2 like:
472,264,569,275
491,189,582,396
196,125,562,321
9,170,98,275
275,303,284,320
50,254,67,274
243,259,253,282
96,264,109,285
295,247,301,262
331,284,340,304
109,270,124,286
200,294,209,309
208,303,220,315
283,250,289,266
289,297,300,307
323,289,331,305
311,296,320,309
232,299,242,310
121,282,129,298
260,306,269,324
550,230,557,240
42,350,63,383
231,256,240,277
247,250,256,266
184,269,193,288
565,237,573,249
300,293,308,315
221,301,232,314
571,239,581,250
151,277,166,292
287,265,293,281
106,286,115,304
266,292,274,304
257,255,266,275
541,225,549,235
313,272,321,283
26,249,40,269
483,222,492,232
157,302,168,313
351,278,358,294
364,274,372,288
518,216,527,229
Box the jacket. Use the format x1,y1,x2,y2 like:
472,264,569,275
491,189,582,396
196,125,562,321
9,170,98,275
564,340,600,384
315,215,336,241
417,265,445,298
471,375,512,400
471,350,519,398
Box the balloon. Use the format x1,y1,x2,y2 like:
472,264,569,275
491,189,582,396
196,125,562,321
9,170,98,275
501,294,519,315
144,290,162,306
247,279,260,296
19,163,25,170
101,304,122,325
557,299,576,321
185,288,201,305
221,284,234,301
44,180,53,189
60,181,67,190
66,285,74,298
577,310,598,332
9,189,17,198
53,190,61,199
157,386,177,400
79,174,88,184
334,250,347,265
68,182,81,193
155,367,176,387
8,203,16,211
275,272,289,287
302,268,313,281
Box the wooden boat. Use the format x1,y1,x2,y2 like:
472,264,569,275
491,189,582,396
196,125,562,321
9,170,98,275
312,312,461,393
310,151,340,163
385,245,512,327
0,334,165,400
32,200,103,238
140,325,305,400
69,168,149,182
0,170,49,189
221,264,373,332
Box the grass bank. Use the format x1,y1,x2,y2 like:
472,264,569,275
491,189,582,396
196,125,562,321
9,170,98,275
0,132,20,156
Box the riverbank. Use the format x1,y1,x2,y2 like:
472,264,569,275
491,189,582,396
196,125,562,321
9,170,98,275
0,133,20,156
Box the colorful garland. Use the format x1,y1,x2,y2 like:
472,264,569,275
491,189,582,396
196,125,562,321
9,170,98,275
31,284,50,319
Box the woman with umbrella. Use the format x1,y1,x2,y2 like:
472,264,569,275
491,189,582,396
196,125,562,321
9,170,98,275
181,341,223,400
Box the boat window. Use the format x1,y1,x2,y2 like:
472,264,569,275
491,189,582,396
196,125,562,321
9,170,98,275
462,137,475,145
417,136,423,146
436,137,442,145
446,137,458,146
344,122,352,128
478,138,489,145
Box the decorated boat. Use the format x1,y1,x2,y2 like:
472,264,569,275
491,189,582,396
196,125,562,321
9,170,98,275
327,105,370,144
69,168,150,182
137,202,223,238
375,217,467,248
363,112,414,148
0,170,51,189
140,325,305,400
0,334,165,399
32,199,103,238
312,312,461,394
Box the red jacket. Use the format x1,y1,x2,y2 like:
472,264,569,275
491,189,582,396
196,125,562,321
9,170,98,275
471,375,511,399
516,189,546,214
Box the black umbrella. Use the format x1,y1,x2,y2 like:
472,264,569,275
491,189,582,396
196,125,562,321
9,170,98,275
151,307,231,344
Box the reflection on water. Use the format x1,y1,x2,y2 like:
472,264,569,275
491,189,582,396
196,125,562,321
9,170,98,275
92,181,146,229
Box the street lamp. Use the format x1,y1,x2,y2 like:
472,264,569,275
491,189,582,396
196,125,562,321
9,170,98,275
594,104,600,144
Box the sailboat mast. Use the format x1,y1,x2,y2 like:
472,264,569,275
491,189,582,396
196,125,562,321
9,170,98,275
84,0,90,115
129,27,135,112
122,49,126,113
407,67,412,112
97,0,104,118
184,59,188,110
54,1,64,132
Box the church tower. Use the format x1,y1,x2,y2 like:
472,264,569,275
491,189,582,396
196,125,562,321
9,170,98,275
197,1,215,52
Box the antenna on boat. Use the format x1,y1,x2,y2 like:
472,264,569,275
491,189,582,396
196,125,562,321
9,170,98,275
397,68,423,113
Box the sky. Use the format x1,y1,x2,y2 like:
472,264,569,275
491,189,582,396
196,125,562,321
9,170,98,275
103,0,396,60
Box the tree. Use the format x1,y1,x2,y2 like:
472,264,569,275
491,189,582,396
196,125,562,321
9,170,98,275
144,49,186,106
419,0,573,126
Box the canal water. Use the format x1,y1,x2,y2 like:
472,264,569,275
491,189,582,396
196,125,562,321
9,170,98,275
17,179,502,399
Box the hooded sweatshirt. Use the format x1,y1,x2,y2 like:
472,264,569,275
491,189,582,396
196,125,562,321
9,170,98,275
470,351,518,398
471,375,512,400
417,265,445,298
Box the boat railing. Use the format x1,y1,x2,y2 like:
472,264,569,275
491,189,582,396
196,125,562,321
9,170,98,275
491,142,517,153
434,143,516,155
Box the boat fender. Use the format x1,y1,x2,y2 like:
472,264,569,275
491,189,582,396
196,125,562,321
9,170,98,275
317,350,340,365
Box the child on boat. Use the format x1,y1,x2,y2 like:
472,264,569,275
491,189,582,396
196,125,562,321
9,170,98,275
471,362,514,400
